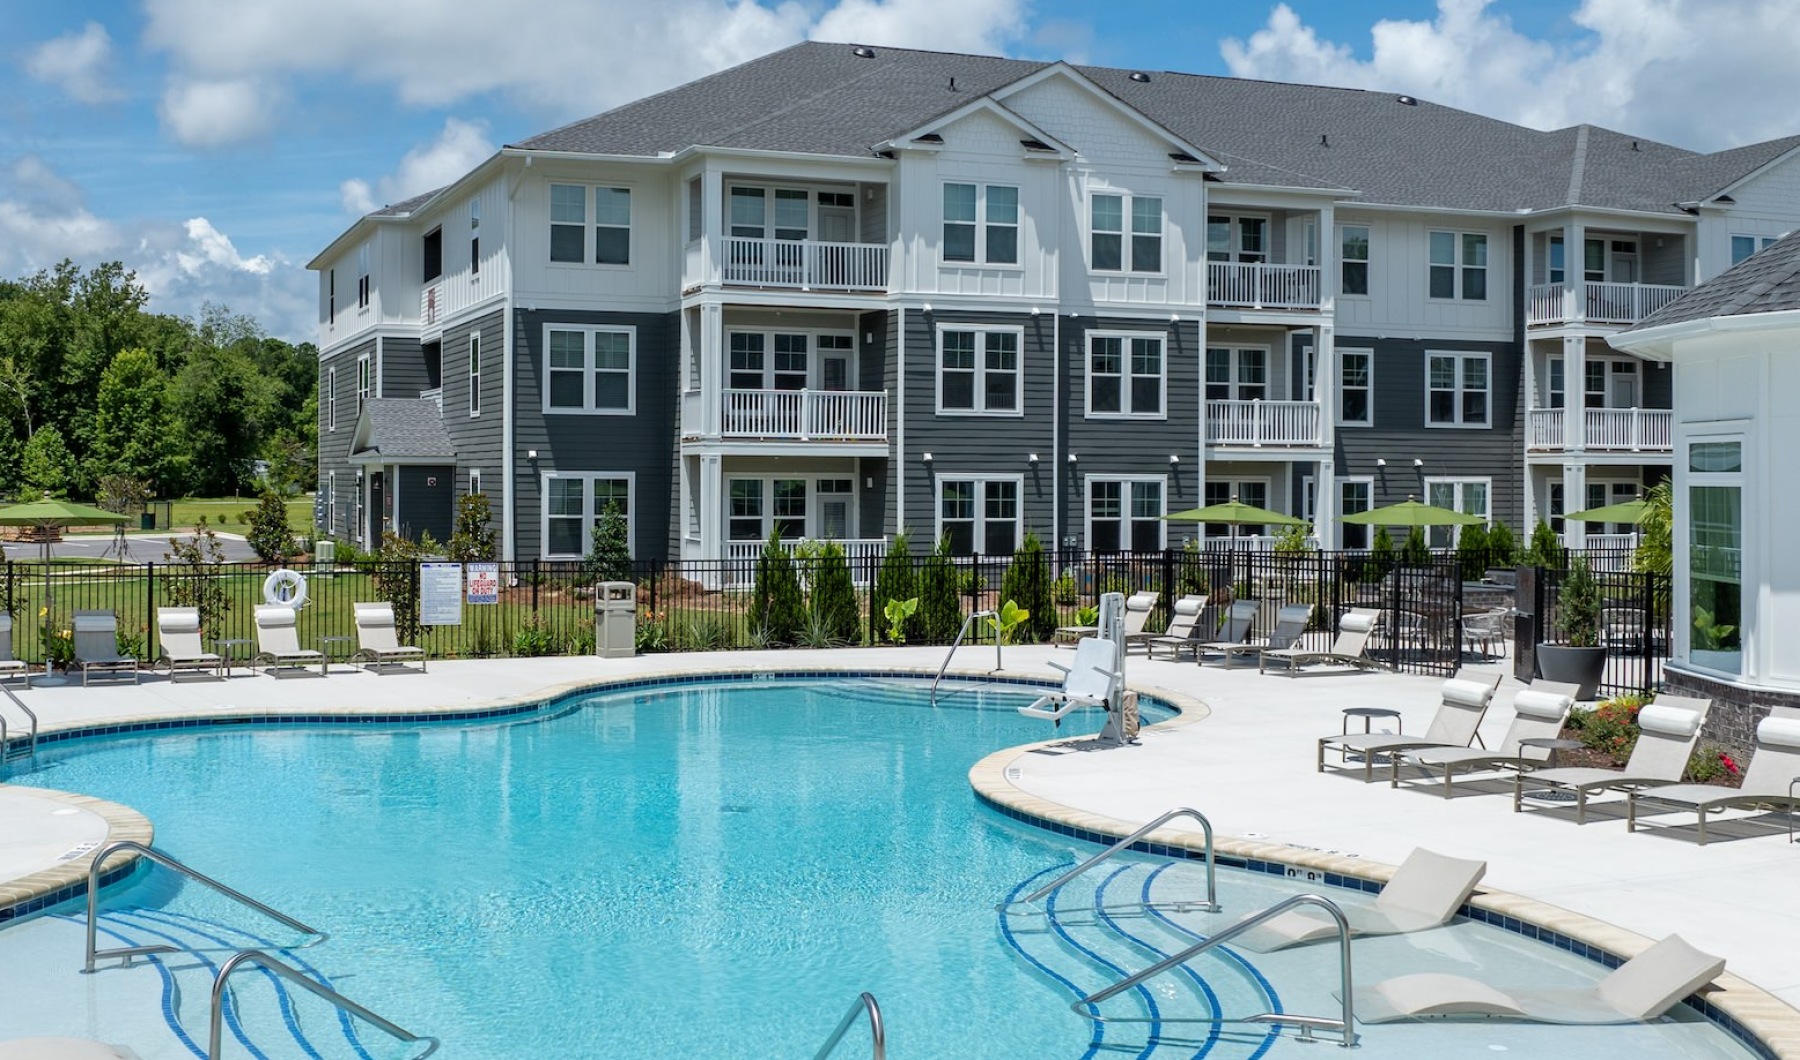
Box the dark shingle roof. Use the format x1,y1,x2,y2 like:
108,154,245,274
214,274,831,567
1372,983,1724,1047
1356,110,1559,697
1627,231,1800,330
352,399,456,461
367,187,444,218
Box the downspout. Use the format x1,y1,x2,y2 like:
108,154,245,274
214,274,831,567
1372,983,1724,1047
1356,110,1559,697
895,305,906,536
502,163,519,562
1051,309,1061,552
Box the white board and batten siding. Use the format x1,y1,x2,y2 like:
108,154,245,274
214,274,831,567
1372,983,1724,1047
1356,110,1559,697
1696,150,1800,282
412,176,510,329
1332,211,1512,343
318,226,416,353
509,163,676,315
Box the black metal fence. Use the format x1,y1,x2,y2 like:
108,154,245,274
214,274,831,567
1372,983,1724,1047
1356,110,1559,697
1521,562,1672,697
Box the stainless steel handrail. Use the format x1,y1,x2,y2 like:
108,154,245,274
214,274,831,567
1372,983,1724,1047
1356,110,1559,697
1005,807,1219,914
811,991,885,1060
210,949,438,1060
930,609,998,704
1075,893,1357,1048
85,841,325,973
0,682,37,761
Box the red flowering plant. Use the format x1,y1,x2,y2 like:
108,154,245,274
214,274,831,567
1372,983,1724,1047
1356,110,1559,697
1685,746,1743,785
1565,693,1646,766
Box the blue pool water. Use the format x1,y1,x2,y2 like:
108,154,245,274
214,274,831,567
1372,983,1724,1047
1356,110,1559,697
3,677,1762,1059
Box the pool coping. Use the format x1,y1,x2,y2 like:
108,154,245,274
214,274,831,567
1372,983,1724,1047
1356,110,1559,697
0,787,153,927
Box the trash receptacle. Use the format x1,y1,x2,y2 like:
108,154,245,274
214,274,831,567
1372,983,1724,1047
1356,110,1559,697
140,512,155,531
595,581,636,658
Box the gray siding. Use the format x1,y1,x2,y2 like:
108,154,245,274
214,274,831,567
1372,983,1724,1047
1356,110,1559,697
381,336,427,398
316,338,375,542
395,464,456,544
440,309,506,538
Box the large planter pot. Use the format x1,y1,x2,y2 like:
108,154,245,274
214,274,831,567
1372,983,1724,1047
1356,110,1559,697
1535,644,1608,700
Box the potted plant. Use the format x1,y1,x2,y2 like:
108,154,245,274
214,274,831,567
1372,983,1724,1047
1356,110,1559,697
1536,553,1607,698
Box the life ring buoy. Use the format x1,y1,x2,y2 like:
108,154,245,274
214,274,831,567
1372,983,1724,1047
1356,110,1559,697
263,568,309,609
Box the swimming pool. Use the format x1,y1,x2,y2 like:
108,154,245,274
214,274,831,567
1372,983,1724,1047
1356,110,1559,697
0,676,1763,1058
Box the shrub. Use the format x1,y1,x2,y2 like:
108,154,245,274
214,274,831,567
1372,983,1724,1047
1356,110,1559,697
584,500,632,584
1273,523,1312,554
1051,570,1078,606
1633,478,1673,579
796,610,852,649
747,529,805,645
1556,554,1603,648
1369,526,1396,577
511,614,558,657
634,611,671,654
1400,526,1431,567
1176,537,1210,597
446,492,498,562
882,597,918,643
806,540,862,645
1456,521,1489,582
1525,519,1565,569
918,535,962,642
245,491,296,564
1000,532,1055,642
873,534,920,643
1485,520,1517,569
371,531,427,644
162,517,232,639
1566,694,1645,765
679,615,736,652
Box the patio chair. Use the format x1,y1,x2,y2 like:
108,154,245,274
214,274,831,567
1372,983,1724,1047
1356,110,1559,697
1391,682,1580,797
1353,933,1724,1024
1461,607,1510,659
71,611,138,686
0,613,30,686
1191,600,1261,665
251,605,327,678
1626,715,1800,844
1316,673,1502,781
350,602,428,673
1261,608,1381,675
154,607,223,682
1602,606,1648,652
1216,603,1314,666
1117,592,1163,654
1017,637,1121,727
1233,847,1486,953
1144,595,1209,661
1514,695,1711,823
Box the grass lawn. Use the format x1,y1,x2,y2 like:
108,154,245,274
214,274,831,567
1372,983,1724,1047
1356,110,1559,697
163,495,314,535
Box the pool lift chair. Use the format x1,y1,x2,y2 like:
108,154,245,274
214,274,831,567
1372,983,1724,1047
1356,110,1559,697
1018,592,1131,745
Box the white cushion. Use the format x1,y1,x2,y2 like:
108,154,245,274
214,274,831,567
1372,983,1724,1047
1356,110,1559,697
1125,593,1157,611
157,608,201,634
1173,597,1205,616
72,613,115,634
1756,716,1800,750
354,602,395,626
1339,612,1375,633
1441,679,1496,708
1512,689,1573,721
1638,705,1702,739
254,605,297,628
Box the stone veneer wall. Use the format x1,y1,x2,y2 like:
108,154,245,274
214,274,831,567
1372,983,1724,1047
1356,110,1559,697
1662,667,1800,756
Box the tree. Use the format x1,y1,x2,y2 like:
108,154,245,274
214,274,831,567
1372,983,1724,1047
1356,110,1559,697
1633,479,1673,579
1370,526,1396,574
88,347,183,493
245,491,295,564
1525,519,1566,569
173,341,280,496
1486,519,1518,569
446,492,498,562
747,529,805,644
584,500,632,583
807,541,862,644
1400,526,1431,567
999,531,1055,642
1456,521,1490,582
21,425,76,496
918,535,963,642
163,518,232,639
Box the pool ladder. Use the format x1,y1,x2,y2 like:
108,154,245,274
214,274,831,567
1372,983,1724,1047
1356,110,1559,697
811,991,885,1060
0,682,37,764
930,610,999,704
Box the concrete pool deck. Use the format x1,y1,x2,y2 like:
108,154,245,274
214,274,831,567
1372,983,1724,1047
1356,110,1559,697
2,647,1798,1053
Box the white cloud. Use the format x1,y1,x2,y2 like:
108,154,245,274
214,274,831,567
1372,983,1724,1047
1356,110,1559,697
158,77,278,148
24,21,122,105
340,118,496,216
811,0,1026,53
1221,0,1800,151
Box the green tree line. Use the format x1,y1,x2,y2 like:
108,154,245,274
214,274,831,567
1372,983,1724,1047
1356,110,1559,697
0,260,316,499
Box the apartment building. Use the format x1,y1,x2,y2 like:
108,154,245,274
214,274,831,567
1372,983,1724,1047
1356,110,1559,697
309,42,1800,562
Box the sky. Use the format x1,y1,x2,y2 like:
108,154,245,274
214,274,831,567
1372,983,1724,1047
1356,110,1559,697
7,0,1800,343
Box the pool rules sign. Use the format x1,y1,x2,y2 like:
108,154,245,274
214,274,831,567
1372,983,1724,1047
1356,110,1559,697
420,562,464,625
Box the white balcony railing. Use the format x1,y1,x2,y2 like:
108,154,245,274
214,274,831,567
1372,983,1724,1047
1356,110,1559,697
1526,282,1689,326
421,282,441,327
722,537,890,586
1527,407,1565,449
1557,533,1637,570
722,238,888,291
1527,407,1672,451
1207,262,1323,310
1205,399,1324,447
718,389,887,441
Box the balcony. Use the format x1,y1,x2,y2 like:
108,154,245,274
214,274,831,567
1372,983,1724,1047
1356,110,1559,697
1205,399,1324,447
719,238,888,291
1526,282,1689,327
684,388,888,445
1207,262,1322,310
1527,407,1673,452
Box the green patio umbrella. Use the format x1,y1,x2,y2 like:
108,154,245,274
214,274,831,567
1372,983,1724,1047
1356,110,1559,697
1164,495,1305,548
1340,495,1484,527
1561,498,1649,525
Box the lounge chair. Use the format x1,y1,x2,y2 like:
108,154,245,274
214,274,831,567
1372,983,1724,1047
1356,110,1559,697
0,1039,142,1060
71,611,138,686
1260,608,1381,675
1232,847,1486,953
1144,595,1210,661
1514,696,1711,823
154,607,224,682
1191,600,1261,665
0,613,30,686
1353,933,1725,1024
1018,637,1120,726
1627,715,1800,844
1216,603,1313,666
350,602,428,673
1391,682,1579,797
1117,592,1163,654
1317,673,1502,781
251,605,327,677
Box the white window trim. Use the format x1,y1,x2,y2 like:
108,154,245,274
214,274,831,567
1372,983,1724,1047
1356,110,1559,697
935,474,1025,555
547,182,634,268
1337,347,1374,427
356,354,371,411
325,471,337,534
1427,229,1489,301
940,181,1022,269
468,330,482,418
468,469,482,497
355,243,371,312
326,367,338,432
935,324,1025,417
1423,476,1491,546
1339,224,1371,297
540,470,635,560
723,474,859,542
1424,350,1492,429
1206,210,1271,263
1084,331,1167,420
725,328,858,390
1204,345,1272,402
1087,188,1166,276
542,323,637,416
1083,474,1167,551
1335,475,1375,550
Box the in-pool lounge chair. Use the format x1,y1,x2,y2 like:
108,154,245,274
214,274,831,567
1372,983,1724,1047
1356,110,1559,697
1353,933,1725,1024
154,607,224,682
1144,595,1210,661
1627,715,1800,844
251,605,327,677
350,602,428,673
0,613,30,686
1018,637,1121,727
1514,696,1712,823
1391,682,1579,797
1233,847,1486,953
0,1039,141,1060
1317,673,1502,781
1260,608,1381,675
1216,603,1314,666
1191,600,1261,665
72,611,138,686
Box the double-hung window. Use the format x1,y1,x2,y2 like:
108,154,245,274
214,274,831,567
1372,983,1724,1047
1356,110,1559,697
1428,230,1487,300
1730,234,1778,265
941,183,1019,265
549,184,631,265
326,368,338,431
1337,348,1373,426
1086,333,1163,417
1206,214,1267,263
1426,351,1489,426
1087,477,1164,552
325,471,337,534
1090,193,1163,273
469,198,480,275
939,477,1020,556
356,354,371,411
1204,347,1267,401
327,269,335,325
1337,478,1372,549
727,478,811,541
1340,225,1370,295
1424,478,1489,548
938,326,1021,414
544,473,633,558
467,332,481,417
355,243,371,309
545,325,634,414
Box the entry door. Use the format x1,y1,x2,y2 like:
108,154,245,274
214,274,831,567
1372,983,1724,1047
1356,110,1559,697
818,335,853,392
1609,361,1639,408
819,207,855,244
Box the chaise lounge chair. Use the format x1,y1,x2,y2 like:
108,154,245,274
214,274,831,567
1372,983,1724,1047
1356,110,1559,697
1317,673,1502,781
1144,595,1209,661
1514,696,1711,823
1391,682,1579,797
1018,637,1121,727
350,602,428,673
252,605,327,678
71,611,138,686
154,607,224,682
1191,600,1261,665
1232,847,1486,953
1215,603,1313,666
1353,933,1725,1024
1627,715,1800,845
1260,608,1381,675
0,613,30,686
1116,592,1164,655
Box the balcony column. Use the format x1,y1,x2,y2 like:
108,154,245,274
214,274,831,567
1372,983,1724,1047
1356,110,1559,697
1563,335,1586,455
1314,458,1336,549
1314,323,1336,445
1563,220,1585,323
1317,203,1336,317
699,454,724,560
700,302,723,439
702,166,724,285
1562,460,1587,551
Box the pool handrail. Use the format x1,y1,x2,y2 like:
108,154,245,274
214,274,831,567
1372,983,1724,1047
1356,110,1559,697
210,948,438,1060
930,610,999,704
1074,892,1357,1048
1004,806,1219,914
0,682,36,762
811,991,885,1060
84,840,326,973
